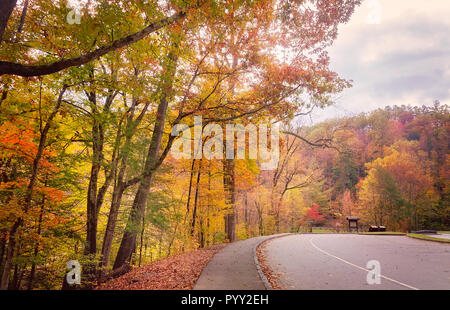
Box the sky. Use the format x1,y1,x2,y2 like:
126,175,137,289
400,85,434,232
309,0,450,123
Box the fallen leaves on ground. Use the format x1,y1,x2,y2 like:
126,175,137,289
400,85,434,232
96,245,225,290
256,240,283,290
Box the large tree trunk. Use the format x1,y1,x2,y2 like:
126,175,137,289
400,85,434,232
98,97,149,275
83,90,118,285
113,53,178,270
112,141,156,269
98,182,125,274
0,0,17,42
16,0,29,36
10,263,20,289
85,120,102,255
85,90,118,256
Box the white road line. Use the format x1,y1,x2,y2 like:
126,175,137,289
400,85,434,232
309,237,420,290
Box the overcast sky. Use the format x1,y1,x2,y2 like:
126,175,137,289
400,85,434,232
308,0,450,123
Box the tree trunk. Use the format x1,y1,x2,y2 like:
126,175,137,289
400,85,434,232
98,182,125,274
84,90,119,284
0,229,6,276
199,219,205,248
0,0,17,42
184,159,196,224
113,160,156,269
27,194,44,290
254,202,263,235
113,52,178,270
223,158,236,242
191,160,202,237
85,148,100,256
0,86,66,290
0,219,20,289
83,92,104,284
98,96,143,274
85,89,109,256
16,0,29,36
167,221,179,256
138,216,145,267
10,263,19,289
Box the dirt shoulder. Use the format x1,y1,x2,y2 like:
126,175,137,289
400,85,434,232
256,238,284,290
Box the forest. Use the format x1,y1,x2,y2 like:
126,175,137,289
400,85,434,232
0,0,448,290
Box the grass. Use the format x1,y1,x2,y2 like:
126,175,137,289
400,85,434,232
307,230,450,239
309,229,404,235
359,231,406,235
407,233,450,243
309,229,360,234
310,228,354,234
311,229,338,233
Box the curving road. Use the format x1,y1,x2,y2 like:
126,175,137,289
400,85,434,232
194,234,290,290
262,234,450,290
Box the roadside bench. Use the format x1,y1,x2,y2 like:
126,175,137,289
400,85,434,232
368,226,386,232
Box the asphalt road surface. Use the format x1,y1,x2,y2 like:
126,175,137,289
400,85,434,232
263,234,450,290
194,234,290,290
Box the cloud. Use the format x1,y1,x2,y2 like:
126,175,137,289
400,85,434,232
308,0,450,123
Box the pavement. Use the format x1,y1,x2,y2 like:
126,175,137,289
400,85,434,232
194,234,289,290
262,234,450,290
421,233,450,240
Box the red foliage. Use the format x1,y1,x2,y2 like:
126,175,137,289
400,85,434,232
306,204,325,222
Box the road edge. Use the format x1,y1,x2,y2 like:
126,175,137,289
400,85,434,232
406,233,450,243
191,244,228,289
253,233,292,290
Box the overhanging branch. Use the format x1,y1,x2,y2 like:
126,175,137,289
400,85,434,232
0,11,186,77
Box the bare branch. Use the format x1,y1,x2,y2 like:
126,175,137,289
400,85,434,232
282,130,339,151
